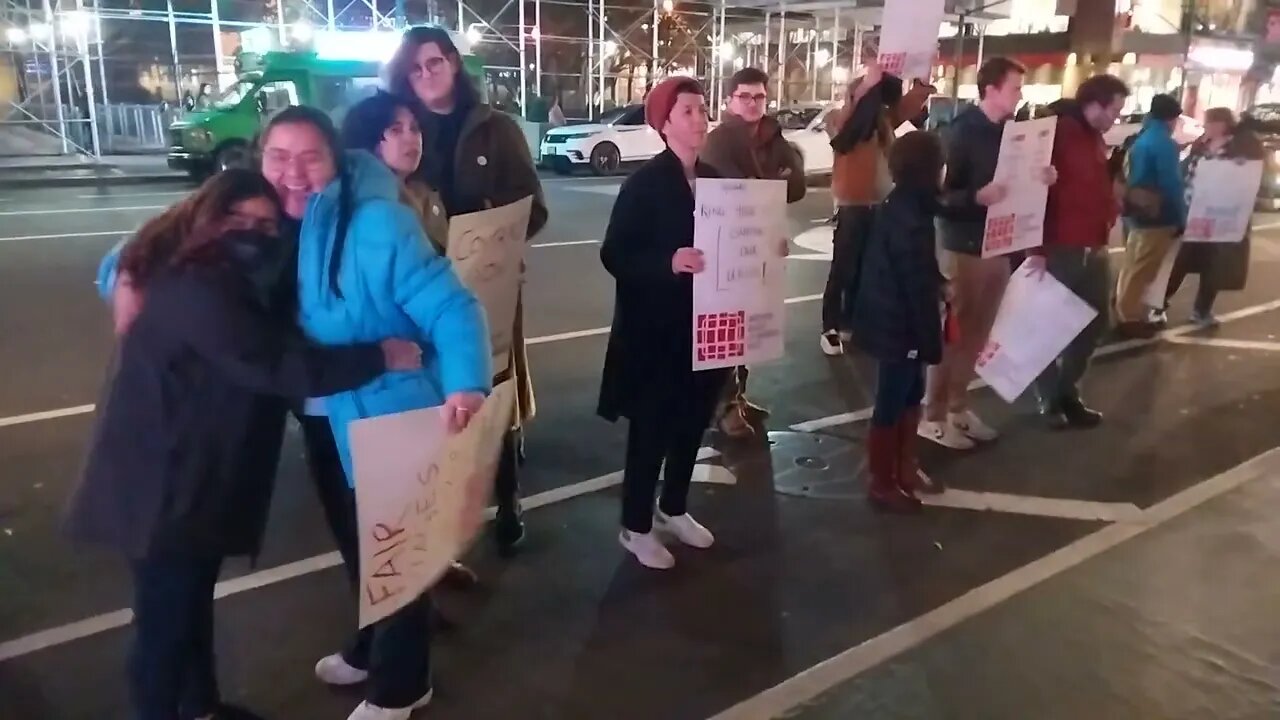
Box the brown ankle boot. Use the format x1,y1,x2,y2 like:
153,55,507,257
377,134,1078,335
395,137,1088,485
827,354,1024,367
866,424,922,513
897,407,945,496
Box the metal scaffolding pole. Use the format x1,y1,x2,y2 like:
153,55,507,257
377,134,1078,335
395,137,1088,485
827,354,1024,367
649,0,658,90
716,0,725,117
831,8,839,101
276,0,286,43
762,11,770,79
456,0,462,31
587,0,594,118
597,0,604,111
976,23,986,73
94,0,111,138
810,17,818,101
534,0,541,97
42,0,68,153
211,0,226,77
166,0,181,101
74,0,100,156
518,0,526,116
328,0,336,30
776,10,784,103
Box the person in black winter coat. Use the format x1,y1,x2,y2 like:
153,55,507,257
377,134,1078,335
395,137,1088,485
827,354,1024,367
65,170,423,720
599,77,731,570
850,131,949,513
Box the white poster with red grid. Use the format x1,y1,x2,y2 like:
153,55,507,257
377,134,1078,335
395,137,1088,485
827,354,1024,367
1184,159,1262,243
981,117,1057,258
877,0,944,81
692,178,789,371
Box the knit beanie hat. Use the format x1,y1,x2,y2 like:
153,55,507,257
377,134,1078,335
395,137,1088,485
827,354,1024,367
644,76,705,134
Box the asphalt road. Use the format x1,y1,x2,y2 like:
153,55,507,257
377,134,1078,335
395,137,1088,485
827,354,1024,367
2,175,1279,719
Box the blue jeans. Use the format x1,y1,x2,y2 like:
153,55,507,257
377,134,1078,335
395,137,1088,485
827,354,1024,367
872,359,925,428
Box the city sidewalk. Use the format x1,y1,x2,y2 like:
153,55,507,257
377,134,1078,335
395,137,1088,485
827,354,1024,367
0,153,185,188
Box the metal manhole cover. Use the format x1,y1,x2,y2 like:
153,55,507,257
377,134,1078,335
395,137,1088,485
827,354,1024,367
763,431,865,500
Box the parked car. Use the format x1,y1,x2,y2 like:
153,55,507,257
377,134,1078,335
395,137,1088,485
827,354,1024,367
540,104,665,176
777,103,836,176
1242,104,1280,210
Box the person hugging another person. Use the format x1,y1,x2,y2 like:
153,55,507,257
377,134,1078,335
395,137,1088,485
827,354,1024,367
850,131,949,513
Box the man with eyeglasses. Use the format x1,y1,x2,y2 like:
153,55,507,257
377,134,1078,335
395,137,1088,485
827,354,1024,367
700,66,805,437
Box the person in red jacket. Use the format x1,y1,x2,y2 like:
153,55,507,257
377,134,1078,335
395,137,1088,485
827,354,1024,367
1027,74,1130,430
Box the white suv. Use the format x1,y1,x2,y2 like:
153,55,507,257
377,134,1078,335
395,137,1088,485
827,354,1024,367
777,103,837,177
540,104,665,176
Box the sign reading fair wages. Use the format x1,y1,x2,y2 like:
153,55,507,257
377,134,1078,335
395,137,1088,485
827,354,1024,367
975,260,1097,403
1184,160,1263,243
692,178,788,371
982,117,1056,258
877,0,944,80
350,381,516,628
447,196,533,374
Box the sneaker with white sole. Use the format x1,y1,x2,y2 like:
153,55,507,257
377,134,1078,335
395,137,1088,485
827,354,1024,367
948,409,998,442
918,419,976,450
820,331,843,356
619,529,675,569
346,690,433,720
316,653,369,686
654,510,715,549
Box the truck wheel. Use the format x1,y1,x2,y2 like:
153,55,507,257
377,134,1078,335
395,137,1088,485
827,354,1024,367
214,142,252,173
590,143,621,176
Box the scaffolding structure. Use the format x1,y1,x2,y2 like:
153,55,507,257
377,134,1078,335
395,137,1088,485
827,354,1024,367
0,0,1007,158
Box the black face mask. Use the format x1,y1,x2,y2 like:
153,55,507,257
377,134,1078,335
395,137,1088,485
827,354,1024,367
218,229,292,301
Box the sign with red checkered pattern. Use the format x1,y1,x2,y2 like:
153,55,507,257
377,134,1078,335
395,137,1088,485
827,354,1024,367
1184,159,1262,243
876,0,944,81
692,179,789,371
980,117,1057,258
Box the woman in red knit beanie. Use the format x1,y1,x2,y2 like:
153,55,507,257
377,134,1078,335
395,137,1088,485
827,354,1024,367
597,77,731,570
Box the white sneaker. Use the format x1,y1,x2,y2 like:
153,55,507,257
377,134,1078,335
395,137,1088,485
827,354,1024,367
820,331,843,356
619,529,675,569
918,419,976,450
346,689,433,720
655,510,715,549
316,653,368,686
948,410,998,442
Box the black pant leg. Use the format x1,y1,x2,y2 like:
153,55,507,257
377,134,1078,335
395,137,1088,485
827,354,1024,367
657,422,705,519
364,594,433,709
621,415,668,533
492,429,520,513
1195,278,1219,316
298,414,361,585
178,558,223,719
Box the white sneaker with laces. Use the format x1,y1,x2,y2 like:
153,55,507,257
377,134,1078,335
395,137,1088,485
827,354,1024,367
346,689,433,720
315,653,369,686
655,510,715,549
619,529,676,569
948,410,998,442
820,332,843,356
918,419,976,450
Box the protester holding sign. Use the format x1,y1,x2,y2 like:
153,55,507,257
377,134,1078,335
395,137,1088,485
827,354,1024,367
272,105,491,720
925,58,1044,450
822,63,933,356
1027,74,1130,430
66,170,425,720
389,25,547,557
700,66,804,437
599,77,731,570
1163,108,1265,327
850,131,950,513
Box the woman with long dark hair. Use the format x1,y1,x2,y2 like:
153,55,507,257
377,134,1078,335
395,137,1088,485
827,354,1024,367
599,77,730,570
264,104,490,720
386,26,547,556
67,170,421,720
1162,106,1264,326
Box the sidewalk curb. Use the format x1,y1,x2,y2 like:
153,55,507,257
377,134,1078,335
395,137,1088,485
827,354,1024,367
0,173,189,189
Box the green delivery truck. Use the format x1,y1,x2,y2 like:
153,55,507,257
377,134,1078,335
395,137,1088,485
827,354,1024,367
167,31,487,178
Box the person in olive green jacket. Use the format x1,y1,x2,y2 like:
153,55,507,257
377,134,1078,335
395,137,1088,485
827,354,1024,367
699,67,805,438
388,26,547,557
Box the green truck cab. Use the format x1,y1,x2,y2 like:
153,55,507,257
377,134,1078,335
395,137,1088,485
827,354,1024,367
167,33,487,178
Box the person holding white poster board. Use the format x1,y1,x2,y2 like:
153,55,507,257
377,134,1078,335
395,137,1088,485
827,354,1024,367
979,116,1057,258
877,0,945,83
926,58,1049,451
1162,108,1265,327
599,77,732,571
1025,74,1130,430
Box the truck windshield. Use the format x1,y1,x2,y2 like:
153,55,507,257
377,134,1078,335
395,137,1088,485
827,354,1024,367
211,79,258,109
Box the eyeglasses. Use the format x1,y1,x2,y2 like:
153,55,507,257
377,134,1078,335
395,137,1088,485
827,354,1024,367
732,93,768,104
410,56,451,78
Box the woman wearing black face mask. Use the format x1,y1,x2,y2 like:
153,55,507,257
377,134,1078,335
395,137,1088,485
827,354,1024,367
66,170,423,720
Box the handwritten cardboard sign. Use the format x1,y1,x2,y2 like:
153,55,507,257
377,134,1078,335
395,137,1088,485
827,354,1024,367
447,197,533,374
692,178,788,371
877,0,944,81
350,381,516,628
1184,159,1262,243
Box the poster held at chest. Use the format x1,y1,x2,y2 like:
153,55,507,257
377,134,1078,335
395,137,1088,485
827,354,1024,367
351,381,516,628
982,117,1057,258
692,178,788,371
1183,160,1263,243
877,0,945,81
446,196,534,374
975,260,1097,403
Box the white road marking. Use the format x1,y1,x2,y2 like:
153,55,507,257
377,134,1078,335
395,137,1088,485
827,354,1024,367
922,489,1142,522
0,230,130,244
1164,336,1280,352
74,191,187,200
790,297,1280,433
529,239,600,248
0,404,97,429
706,447,1280,720
0,204,165,217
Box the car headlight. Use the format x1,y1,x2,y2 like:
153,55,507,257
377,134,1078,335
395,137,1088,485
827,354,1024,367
559,132,598,141
188,128,214,150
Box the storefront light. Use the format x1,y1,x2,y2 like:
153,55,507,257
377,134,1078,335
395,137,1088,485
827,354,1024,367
1188,45,1254,73
5,26,27,44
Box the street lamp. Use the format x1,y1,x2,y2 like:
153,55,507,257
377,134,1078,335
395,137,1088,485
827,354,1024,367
719,41,735,61
466,24,483,45
28,22,51,41
603,40,618,57
291,21,313,43
5,27,27,44
815,48,831,66
62,11,92,40
662,0,674,12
